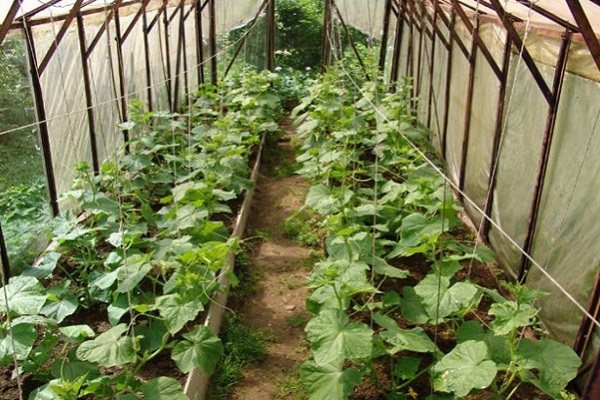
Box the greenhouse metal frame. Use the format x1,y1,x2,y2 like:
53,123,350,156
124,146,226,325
1,0,600,397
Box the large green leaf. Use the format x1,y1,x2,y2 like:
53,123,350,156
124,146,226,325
116,255,153,293
76,324,136,367
414,275,479,323
432,340,497,397
0,276,46,315
171,325,223,374
456,321,510,365
155,293,204,334
382,327,438,355
488,301,537,336
306,309,372,366
516,339,581,397
41,294,78,323
305,184,353,216
140,377,189,400
0,323,37,362
300,359,362,400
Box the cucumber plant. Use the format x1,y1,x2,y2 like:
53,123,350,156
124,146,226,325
293,65,580,399
0,69,283,399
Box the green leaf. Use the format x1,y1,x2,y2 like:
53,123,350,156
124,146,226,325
516,339,581,397
41,294,78,323
155,293,204,334
59,325,95,341
432,340,497,397
116,255,153,293
306,309,372,366
76,324,136,367
373,257,409,279
22,251,61,278
300,359,362,400
0,323,37,361
51,360,100,381
122,153,152,172
305,184,353,216
0,276,46,315
381,326,438,355
393,357,421,381
141,377,188,400
107,294,130,325
400,287,428,324
171,325,223,374
414,276,479,323
456,321,510,365
488,301,537,335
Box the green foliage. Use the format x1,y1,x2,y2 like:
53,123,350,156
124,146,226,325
209,315,274,399
0,38,43,191
0,70,283,397
283,210,320,247
293,65,581,399
0,180,52,273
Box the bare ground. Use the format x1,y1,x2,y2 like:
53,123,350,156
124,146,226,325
229,120,311,399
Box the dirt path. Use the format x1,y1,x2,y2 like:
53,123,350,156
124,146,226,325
230,119,311,399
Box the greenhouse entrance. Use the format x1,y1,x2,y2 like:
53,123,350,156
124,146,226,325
1,1,600,399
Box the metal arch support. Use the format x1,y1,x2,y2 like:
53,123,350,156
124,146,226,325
487,0,553,104
566,0,600,73
208,0,217,85
379,0,393,71
518,30,572,280
23,24,59,216
38,0,85,75
266,0,276,71
194,0,205,85
448,0,502,80
76,13,100,175
0,0,20,45
0,220,11,282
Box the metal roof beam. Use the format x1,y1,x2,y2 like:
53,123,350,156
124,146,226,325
566,0,600,73
0,0,19,45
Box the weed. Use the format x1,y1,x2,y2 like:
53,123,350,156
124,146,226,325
285,313,307,328
253,228,274,241
283,210,320,247
209,314,275,399
275,158,298,177
275,372,308,400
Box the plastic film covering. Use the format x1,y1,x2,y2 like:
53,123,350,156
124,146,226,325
486,63,551,279
527,74,600,359
416,19,430,123
32,23,93,203
443,18,469,186
461,23,505,227
84,18,123,163
335,0,385,39
429,19,449,154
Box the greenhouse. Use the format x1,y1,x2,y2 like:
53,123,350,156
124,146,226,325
0,0,599,398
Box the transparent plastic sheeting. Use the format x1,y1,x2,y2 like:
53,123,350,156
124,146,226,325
392,9,600,363
335,0,385,40
26,0,261,207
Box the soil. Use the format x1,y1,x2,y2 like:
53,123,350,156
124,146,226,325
228,118,312,399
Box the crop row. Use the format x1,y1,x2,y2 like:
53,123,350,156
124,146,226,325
0,70,282,399
293,65,580,400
